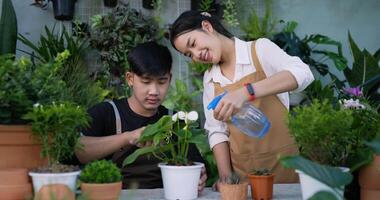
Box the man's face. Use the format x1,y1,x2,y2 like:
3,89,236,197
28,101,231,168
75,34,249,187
127,72,171,111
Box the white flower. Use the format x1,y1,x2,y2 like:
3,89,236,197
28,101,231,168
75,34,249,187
177,111,186,120
33,103,41,108
187,111,198,122
341,98,366,109
172,113,178,122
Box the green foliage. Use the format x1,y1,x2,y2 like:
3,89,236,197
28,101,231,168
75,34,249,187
288,100,354,166
23,102,90,165
222,0,239,27
242,0,279,40
80,160,122,184
162,79,202,112
344,32,380,106
0,0,17,55
303,80,336,104
280,155,352,199
89,3,162,97
364,137,380,155
124,112,205,166
272,28,347,92
18,26,105,109
198,0,214,12
309,191,339,200
0,56,34,124
250,168,272,176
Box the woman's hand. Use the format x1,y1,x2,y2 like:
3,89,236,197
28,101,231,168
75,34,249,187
213,87,248,122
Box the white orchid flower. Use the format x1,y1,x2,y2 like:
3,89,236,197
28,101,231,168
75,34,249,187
187,111,198,122
33,103,41,108
172,113,178,122
177,111,186,120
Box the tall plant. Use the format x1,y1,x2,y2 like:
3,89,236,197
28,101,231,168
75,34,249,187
0,0,17,55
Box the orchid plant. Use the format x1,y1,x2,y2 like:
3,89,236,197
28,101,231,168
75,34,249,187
123,111,205,166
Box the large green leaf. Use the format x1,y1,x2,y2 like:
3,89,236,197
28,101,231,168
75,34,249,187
280,156,353,188
123,145,171,166
138,115,172,142
365,137,380,155
0,0,17,55
309,191,338,200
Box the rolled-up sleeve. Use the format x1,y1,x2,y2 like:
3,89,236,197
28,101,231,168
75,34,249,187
256,38,314,92
202,72,229,149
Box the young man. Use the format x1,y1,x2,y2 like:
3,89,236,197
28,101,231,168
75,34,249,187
75,42,207,190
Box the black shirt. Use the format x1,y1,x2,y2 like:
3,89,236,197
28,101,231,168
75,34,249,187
82,98,203,189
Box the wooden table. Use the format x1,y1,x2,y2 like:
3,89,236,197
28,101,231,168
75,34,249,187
120,184,302,199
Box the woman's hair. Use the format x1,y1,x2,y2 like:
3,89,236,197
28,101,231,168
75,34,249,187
127,41,172,77
170,10,233,50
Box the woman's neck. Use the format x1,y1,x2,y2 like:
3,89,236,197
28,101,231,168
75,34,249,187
219,36,236,81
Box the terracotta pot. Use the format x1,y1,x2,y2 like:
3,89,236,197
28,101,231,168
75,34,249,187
359,155,380,200
219,182,248,200
81,182,122,200
248,174,275,200
0,183,33,200
0,168,29,185
0,125,47,170
34,184,75,200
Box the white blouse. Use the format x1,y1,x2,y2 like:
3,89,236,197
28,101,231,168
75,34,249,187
203,37,314,149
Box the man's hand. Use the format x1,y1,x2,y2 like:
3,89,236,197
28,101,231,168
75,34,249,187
126,126,145,145
198,166,207,194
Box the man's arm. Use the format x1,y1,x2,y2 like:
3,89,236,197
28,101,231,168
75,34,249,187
75,127,144,164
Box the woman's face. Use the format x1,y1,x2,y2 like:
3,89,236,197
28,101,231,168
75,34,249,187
173,21,222,64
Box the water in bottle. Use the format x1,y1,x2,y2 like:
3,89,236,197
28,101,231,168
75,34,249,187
207,92,271,138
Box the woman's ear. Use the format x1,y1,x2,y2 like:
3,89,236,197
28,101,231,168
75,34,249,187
125,72,134,87
201,20,214,33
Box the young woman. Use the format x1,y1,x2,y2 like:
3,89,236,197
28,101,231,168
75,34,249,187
170,11,314,186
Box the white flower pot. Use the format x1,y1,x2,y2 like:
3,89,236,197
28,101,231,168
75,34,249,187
29,170,80,193
158,162,204,200
296,167,349,200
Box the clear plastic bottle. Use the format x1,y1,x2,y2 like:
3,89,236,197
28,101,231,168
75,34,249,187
207,92,271,138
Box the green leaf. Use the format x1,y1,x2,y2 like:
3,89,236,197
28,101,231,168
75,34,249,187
346,148,373,172
309,191,339,200
280,155,353,188
138,115,172,142
365,137,380,155
123,145,171,166
0,0,17,55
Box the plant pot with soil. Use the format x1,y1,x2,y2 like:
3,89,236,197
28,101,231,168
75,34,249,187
24,102,89,196
80,160,122,200
247,168,274,200
219,172,248,200
124,111,205,200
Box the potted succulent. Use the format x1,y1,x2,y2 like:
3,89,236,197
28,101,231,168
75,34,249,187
218,172,248,200
247,168,275,200
80,160,122,200
24,101,89,194
124,111,204,200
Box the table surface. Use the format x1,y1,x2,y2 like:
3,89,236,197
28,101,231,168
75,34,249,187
120,184,302,200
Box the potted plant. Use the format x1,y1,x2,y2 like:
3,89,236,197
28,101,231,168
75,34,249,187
359,138,380,200
103,0,117,8
32,0,77,21
79,160,122,200
24,101,89,194
142,0,154,9
218,172,248,200
124,111,204,200
247,168,275,200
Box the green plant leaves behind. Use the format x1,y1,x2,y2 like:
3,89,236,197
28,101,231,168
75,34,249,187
280,155,352,188
364,137,380,155
0,0,17,55
138,115,172,143
123,145,171,166
308,191,338,200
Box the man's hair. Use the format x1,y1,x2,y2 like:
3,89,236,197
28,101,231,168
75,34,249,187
127,42,172,76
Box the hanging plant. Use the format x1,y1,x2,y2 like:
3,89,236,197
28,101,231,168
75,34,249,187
103,0,118,8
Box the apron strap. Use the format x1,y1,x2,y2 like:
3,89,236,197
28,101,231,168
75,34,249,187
250,41,265,73
106,100,122,134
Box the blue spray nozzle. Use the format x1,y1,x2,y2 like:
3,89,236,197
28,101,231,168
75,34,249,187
207,91,227,110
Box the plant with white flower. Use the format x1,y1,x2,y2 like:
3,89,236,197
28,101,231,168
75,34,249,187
124,110,204,166
340,98,366,110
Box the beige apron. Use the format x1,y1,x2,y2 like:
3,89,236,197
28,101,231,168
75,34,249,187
213,41,299,183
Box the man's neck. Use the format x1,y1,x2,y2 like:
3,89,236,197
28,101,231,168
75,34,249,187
127,96,157,117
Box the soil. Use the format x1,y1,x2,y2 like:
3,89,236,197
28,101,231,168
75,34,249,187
30,163,80,173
